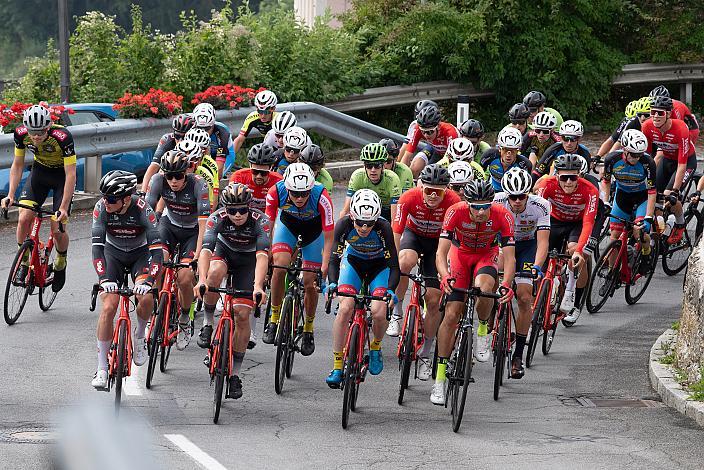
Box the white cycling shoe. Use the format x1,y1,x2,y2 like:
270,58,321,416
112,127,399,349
386,317,401,337
430,381,446,405
133,337,148,366
91,370,108,390
560,289,576,313
474,332,492,363
417,357,432,381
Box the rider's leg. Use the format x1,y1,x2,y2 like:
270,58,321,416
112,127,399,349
232,305,252,376
203,260,227,326
96,293,120,371
514,282,533,361
394,248,418,319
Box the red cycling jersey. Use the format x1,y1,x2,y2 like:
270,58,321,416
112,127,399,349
393,187,461,238
440,202,515,254
230,169,283,211
672,99,699,144
406,121,459,154
641,118,693,164
533,176,598,253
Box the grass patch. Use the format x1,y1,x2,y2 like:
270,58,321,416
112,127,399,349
660,352,676,365
671,321,680,331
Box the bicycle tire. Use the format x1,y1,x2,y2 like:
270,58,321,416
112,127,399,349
4,241,33,325
160,294,177,372
146,300,165,389
662,209,702,275
450,326,472,432
526,280,548,368
625,238,660,305
397,305,417,405
213,320,230,424
586,239,621,313
114,321,127,415
342,323,359,429
493,310,507,401
38,245,58,311
274,295,292,395
286,296,301,379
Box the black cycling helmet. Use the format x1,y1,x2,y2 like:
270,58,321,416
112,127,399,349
379,138,400,159
553,153,584,171
220,183,252,206
649,85,670,98
299,144,325,166
463,179,495,202
419,163,451,186
508,103,531,122
416,105,442,128
458,119,485,138
160,150,190,173
415,99,438,115
523,90,547,111
172,113,195,134
650,95,673,111
247,143,277,166
99,170,137,198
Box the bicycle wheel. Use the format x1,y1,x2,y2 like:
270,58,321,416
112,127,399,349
593,218,610,262
160,294,177,373
526,281,548,368
625,239,660,305
342,324,359,429
114,321,128,415
38,245,58,311
450,326,473,432
213,319,230,424
146,297,165,389
586,240,621,314
4,241,33,325
397,305,417,405
493,310,507,401
286,296,302,379
662,209,703,275
274,295,292,395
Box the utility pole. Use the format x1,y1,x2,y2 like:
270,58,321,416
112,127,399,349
58,0,70,103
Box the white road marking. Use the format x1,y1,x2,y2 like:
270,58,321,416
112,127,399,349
124,362,143,396
164,434,229,470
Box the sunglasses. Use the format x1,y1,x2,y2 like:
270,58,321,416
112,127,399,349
226,206,249,215
420,127,438,135
259,108,274,115
364,162,383,169
285,147,301,154
561,136,579,142
650,109,667,116
103,195,122,204
251,169,270,177
625,151,644,159
558,174,579,182
535,129,551,135
165,172,186,181
423,187,446,197
511,120,527,126
28,129,48,136
354,219,376,228
289,190,310,199
469,203,492,211
637,113,650,119
275,133,284,139
508,194,528,201
450,184,464,193
174,132,186,139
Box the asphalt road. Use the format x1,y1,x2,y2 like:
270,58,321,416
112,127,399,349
1,187,703,470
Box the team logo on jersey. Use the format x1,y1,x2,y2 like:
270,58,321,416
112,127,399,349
42,144,56,153
53,130,67,141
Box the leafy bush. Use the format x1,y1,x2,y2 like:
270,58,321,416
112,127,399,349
113,88,183,118
3,40,61,104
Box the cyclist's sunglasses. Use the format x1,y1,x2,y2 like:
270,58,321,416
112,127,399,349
469,202,492,211
285,147,301,154
354,219,375,228
508,194,528,201
625,151,644,159
364,162,383,169
510,120,527,126
103,195,122,204
289,190,311,199
535,129,551,135
636,113,650,119
420,127,438,135
423,187,445,197
558,174,579,182
275,133,284,139
561,136,579,142
165,172,186,181
173,132,186,139
27,129,48,136
251,169,270,177
226,206,249,215
650,109,667,117
258,108,274,115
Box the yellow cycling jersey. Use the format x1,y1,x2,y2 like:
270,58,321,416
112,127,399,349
196,154,219,205
436,156,487,181
14,124,77,169
238,110,279,138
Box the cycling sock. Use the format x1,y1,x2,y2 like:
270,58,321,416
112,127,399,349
566,269,577,292
436,357,448,383
204,303,216,327
394,299,404,319
477,320,488,336
303,315,315,333
54,250,67,271
232,351,245,376
250,311,258,335
420,336,434,357
20,244,29,265
97,340,110,371
514,333,527,359
270,304,281,324
370,338,382,351
136,317,148,339
642,240,651,256
188,301,195,320
333,351,343,370
179,307,190,325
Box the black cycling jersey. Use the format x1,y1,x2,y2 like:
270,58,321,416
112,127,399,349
202,207,271,254
146,172,210,228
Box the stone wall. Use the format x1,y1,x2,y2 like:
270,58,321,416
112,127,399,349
677,238,704,383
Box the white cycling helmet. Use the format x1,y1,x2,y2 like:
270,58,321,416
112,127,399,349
23,105,52,131
445,137,475,162
255,90,278,110
501,167,532,195
184,128,212,149
283,126,308,150
350,189,382,222
193,106,215,128
193,102,215,115
497,126,523,149
532,111,557,130
447,161,475,185
559,120,584,137
576,155,589,176
284,162,316,191
272,111,297,135
620,129,648,154
176,139,202,164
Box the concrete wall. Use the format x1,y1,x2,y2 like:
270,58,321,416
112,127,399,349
294,0,352,28
677,238,704,383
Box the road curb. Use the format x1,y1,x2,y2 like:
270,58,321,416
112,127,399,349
0,192,100,225
649,328,704,427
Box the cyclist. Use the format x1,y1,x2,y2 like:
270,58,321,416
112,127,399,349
193,183,269,399
458,118,491,164
523,111,560,166
447,160,476,196
532,120,591,182
400,105,459,177
325,189,399,386
341,143,402,222
263,110,297,149
506,102,531,135
141,113,196,191
601,129,657,274
595,98,650,160
481,127,532,191
390,164,460,380
432,179,516,404
192,102,235,177
177,139,219,210
145,150,210,350
649,85,699,145
273,126,310,175
90,171,162,389
494,168,550,378
436,137,486,181
398,99,438,160
2,105,75,293
380,138,414,192
230,143,282,212
299,144,334,194
641,95,697,245
233,89,278,155
534,154,598,325
262,163,335,355
523,90,564,129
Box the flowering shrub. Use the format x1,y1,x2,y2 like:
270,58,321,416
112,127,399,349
113,88,183,119
0,101,74,133
191,84,263,110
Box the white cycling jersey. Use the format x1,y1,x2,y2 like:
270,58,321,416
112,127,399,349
493,192,551,242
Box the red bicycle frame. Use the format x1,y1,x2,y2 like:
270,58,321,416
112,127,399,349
396,274,425,361
110,296,133,380
534,252,570,331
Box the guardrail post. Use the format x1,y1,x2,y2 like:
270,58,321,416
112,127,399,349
680,82,693,107
457,95,470,127
84,155,101,193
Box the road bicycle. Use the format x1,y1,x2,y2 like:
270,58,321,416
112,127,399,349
491,289,516,401
658,196,703,276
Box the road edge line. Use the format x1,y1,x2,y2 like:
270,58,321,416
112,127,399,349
164,434,229,470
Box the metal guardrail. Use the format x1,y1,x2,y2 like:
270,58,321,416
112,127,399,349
612,63,704,86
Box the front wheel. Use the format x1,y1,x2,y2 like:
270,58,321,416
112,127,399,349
662,209,703,275
625,238,660,305
146,298,166,389
397,305,417,405
38,245,58,311
342,324,359,430
526,280,548,368
160,294,178,373
114,321,128,415
450,325,473,433
213,320,230,424
493,310,507,401
4,241,33,325
274,295,292,395
586,240,621,314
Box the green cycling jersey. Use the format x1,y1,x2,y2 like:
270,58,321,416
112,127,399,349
347,168,401,207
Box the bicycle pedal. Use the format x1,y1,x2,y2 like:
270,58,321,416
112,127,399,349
203,355,211,368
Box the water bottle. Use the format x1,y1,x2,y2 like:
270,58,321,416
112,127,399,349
551,275,560,305
655,215,666,234
663,214,675,237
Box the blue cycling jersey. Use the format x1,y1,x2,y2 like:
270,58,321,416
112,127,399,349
480,148,533,190
602,150,656,194
270,181,328,222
